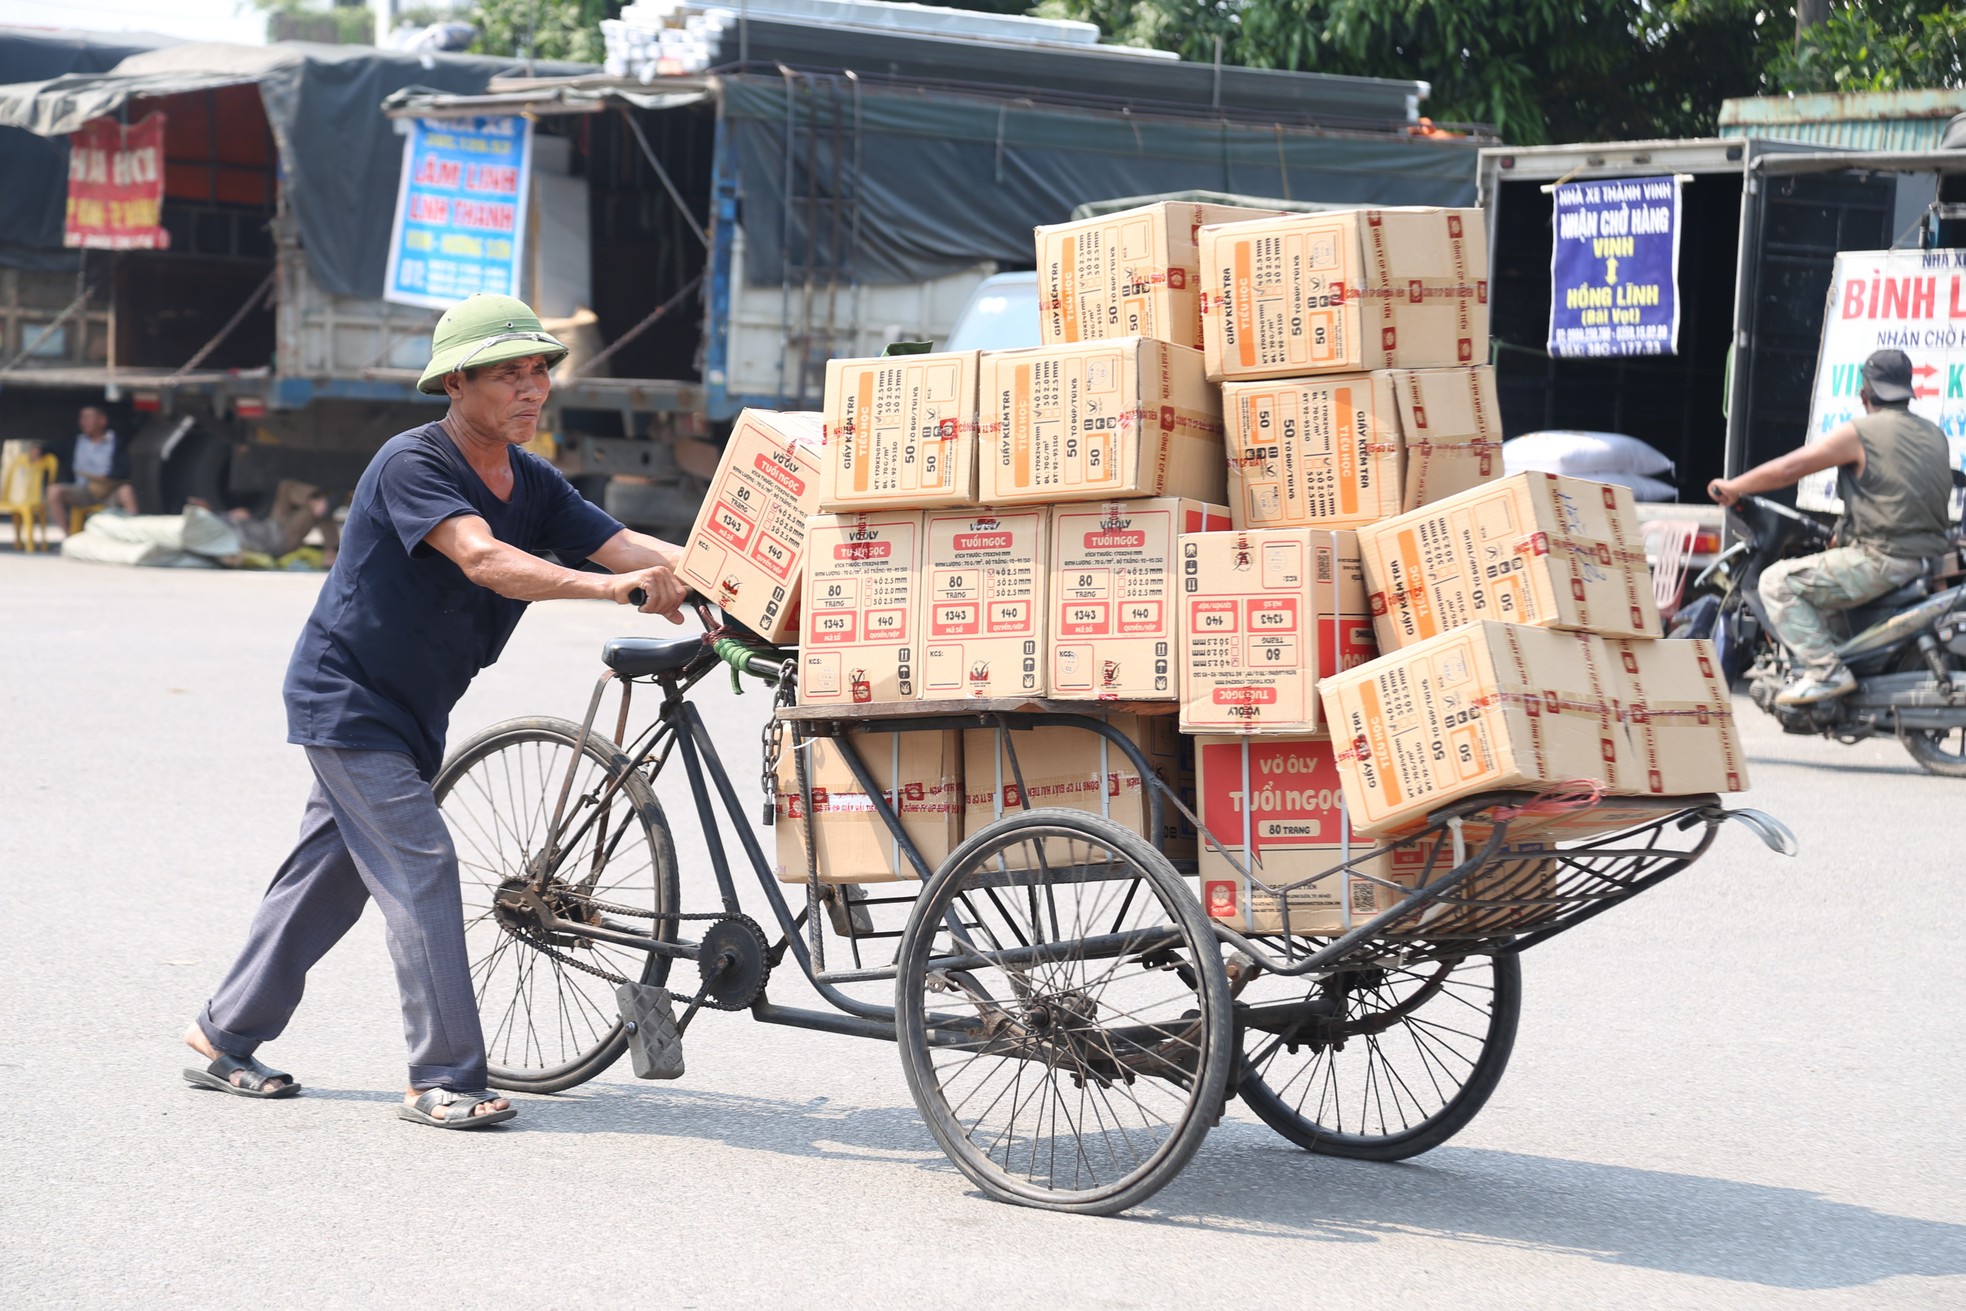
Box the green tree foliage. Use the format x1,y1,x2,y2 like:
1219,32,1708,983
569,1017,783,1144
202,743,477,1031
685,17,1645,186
468,0,622,63
1771,1,1966,93
1035,0,1963,143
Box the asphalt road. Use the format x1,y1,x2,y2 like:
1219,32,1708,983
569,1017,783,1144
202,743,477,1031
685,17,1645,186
3,550,1963,1309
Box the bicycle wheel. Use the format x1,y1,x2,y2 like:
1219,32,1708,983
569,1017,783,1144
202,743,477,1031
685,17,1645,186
895,809,1232,1216
1236,953,1520,1161
434,716,680,1093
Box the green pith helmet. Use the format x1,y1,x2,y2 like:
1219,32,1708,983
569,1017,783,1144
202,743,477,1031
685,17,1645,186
416,294,568,395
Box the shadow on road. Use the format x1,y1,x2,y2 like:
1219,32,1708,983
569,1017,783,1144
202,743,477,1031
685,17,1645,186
500,1083,1966,1291
1152,1129,1966,1291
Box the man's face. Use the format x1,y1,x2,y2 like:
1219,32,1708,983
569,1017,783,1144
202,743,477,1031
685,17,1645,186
446,352,552,444
78,407,107,438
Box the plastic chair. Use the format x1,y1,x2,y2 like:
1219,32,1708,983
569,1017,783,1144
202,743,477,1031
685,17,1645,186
1642,518,1699,626
0,449,57,552
67,496,107,534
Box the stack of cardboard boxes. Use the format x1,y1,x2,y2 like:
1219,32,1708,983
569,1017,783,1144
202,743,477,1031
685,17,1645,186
1180,206,1508,935
675,200,1747,915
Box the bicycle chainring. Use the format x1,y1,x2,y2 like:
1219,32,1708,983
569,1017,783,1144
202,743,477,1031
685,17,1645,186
697,914,772,1010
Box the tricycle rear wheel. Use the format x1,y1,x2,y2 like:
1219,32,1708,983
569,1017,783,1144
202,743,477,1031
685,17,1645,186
895,809,1233,1215
1237,953,1520,1161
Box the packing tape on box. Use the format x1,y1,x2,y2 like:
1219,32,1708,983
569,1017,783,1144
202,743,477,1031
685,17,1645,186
976,408,1215,438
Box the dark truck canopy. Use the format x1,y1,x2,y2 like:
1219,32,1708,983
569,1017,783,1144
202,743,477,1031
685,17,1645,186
401,70,1481,289
0,39,589,296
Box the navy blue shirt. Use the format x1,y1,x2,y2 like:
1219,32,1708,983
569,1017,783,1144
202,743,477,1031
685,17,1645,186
285,423,623,779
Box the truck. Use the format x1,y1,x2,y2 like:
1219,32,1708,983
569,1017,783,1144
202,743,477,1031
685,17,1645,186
0,17,1481,536
1474,103,1966,503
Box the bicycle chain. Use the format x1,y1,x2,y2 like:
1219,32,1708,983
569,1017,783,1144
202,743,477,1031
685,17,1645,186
501,889,755,995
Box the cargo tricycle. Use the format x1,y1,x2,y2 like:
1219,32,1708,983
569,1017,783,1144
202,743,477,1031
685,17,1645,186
436,605,1792,1215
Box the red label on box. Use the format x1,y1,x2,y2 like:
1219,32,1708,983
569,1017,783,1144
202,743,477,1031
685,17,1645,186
808,612,857,645
1212,686,1279,705
1205,880,1237,918
1083,530,1146,550
952,532,1012,551
834,541,894,562
932,603,980,636
1059,602,1109,636
709,504,754,552
1190,598,1238,632
751,531,796,580
986,600,1031,633
752,452,807,498
1198,739,1352,855
1246,597,1299,632
1117,601,1163,634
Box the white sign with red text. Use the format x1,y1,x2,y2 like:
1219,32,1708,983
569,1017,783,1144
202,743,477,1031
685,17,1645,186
1799,248,1966,512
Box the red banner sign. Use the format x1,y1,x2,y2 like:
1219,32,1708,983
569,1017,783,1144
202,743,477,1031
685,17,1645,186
64,113,169,251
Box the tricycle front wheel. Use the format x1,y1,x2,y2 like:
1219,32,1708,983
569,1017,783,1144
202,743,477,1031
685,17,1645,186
1237,952,1520,1161
895,809,1233,1216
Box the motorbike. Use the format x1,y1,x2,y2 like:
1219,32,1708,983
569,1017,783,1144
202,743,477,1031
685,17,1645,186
1672,486,1966,777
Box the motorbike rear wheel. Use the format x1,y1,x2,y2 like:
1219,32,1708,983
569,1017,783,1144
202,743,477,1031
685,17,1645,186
1895,650,1966,777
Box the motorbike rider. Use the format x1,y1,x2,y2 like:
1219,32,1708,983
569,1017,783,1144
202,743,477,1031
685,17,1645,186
1707,349,1952,706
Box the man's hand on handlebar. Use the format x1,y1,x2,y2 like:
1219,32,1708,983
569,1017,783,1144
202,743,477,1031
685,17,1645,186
610,566,688,622
1707,477,1741,509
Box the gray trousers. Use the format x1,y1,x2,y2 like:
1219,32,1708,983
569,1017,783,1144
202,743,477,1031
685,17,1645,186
199,746,487,1090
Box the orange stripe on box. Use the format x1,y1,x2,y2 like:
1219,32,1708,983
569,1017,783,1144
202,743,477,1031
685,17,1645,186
1059,241,1080,343
1357,679,1401,809
852,374,874,494
1335,385,1358,517
1013,364,1032,491
1233,242,1255,370
1394,528,1438,640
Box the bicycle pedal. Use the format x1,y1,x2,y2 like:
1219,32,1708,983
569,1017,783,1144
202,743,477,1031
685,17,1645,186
615,982,685,1080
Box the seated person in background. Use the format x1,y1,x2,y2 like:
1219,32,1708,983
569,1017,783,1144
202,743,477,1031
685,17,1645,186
193,480,342,565
37,405,136,536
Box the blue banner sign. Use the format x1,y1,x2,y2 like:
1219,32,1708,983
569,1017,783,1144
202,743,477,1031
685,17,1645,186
384,115,532,310
1547,175,1681,358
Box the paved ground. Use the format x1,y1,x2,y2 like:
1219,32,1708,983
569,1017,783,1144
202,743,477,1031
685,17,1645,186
2,549,1963,1309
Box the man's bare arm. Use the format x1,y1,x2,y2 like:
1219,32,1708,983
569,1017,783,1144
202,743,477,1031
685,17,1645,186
1709,423,1863,507
588,527,683,575
425,515,681,617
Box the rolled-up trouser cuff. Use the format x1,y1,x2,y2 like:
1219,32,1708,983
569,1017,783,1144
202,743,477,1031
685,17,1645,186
409,1061,489,1091
197,1007,262,1058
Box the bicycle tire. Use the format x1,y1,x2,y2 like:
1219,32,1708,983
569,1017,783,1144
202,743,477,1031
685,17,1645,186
434,715,680,1093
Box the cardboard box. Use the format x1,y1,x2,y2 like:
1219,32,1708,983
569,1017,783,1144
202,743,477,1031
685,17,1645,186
798,511,923,706
1222,372,1403,530
1318,621,1642,837
1198,207,1489,381
921,506,1049,699
1357,472,1662,652
1385,826,1559,935
1035,201,1286,351
676,409,826,644
1389,366,1505,512
1177,528,1376,735
1223,366,1506,531
1049,498,1231,700
962,711,1191,864
1194,734,1405,936
774,730,961,883
819,350,981,510
1609,636,1750,797
979,337,1226,506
